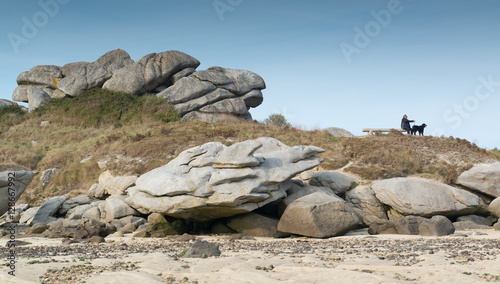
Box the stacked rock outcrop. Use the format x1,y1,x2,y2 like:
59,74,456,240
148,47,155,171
126,137,324,221
12,49,265,121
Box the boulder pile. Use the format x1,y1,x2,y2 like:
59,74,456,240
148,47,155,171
12,49,266,122
4,139,500,241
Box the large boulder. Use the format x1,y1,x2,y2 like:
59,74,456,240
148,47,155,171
372,178,481,217
309,171,358,196
277,191,361,238
345,185,387,220
0,171,35,216
31,196,67,224
192,67,266,96
103,195,138,220
323,127,354,137
456,163,500,198
98,171,137,196
126,138,324,222
27,87,51,112
278,185,334,216
489,197,500,218
56,49,133,97
456,214,493,226
103,50,200,95
418,215,455,236
227,212,283,238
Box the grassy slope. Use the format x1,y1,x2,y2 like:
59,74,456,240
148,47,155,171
0,89,498,205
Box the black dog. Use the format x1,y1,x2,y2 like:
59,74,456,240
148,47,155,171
411,123,427,136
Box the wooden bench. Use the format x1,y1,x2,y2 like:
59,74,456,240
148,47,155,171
362,128,407,135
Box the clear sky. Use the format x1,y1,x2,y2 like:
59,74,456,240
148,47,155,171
1,0,499,149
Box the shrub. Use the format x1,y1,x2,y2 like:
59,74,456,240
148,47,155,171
263,113,290,127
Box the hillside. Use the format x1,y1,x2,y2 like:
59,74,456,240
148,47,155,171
1,89,499,205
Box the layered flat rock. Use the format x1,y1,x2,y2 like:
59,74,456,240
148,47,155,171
372,177,481,217
126,137,324,221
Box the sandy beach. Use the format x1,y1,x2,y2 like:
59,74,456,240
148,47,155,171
1,228,499,284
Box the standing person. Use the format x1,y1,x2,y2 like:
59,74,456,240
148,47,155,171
401,114,415,134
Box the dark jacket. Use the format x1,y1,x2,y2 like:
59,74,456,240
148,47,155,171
401,117,414,130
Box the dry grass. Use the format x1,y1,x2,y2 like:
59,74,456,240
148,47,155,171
341,133,493,183
0,89,499,205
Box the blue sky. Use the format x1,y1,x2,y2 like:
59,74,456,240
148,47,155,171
1,0,500,149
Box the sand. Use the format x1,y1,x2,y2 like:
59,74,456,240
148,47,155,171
1,228,499,284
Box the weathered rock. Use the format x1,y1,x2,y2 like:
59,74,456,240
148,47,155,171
323,127,355,137
418,215,455,236
453,221,492,230
142,213,188,237
103,51,200,95
278,185,334,216
157,76,216,104
227,212,283,238
175,233,197,242
88,183,106,199
16,65,62,87
489,197,500,218
372,178,481,217
310,171,358,196
119,223,136,234
366,216,397,235
241,90,263,108
26,223,48,235
82,207,101,220
456,215,493,226
74,218,107,239
0,171,35,216
59,195,91,215
192,67,266,96
211,221,235,234
31,196,67,224
0,99,13,107
198,98,248,115
40,168,58,187
395,216,427,235
66,204,93,220
27,87,51,112
456,163,500,198
345,185,387,220
277,191,361,238
120,216,146,228
171,68,196,83
103,195,138,220
173,88,236,116
19,207,39,224
57,49,133,97
181,240,221,258
98,171,137,196
494,222,500,231
126,137,324,222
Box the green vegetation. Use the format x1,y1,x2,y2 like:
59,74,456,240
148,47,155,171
0,88,498,205
33,88,180,127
